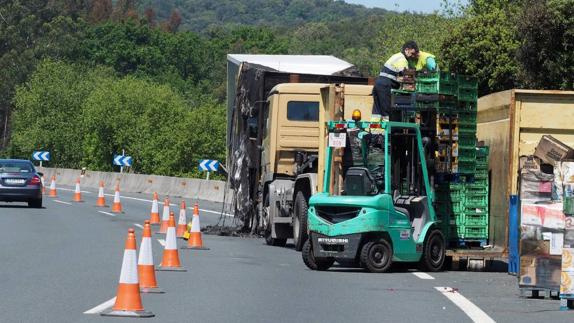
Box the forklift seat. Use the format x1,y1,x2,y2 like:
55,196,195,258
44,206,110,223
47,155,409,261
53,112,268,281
393,195,430,241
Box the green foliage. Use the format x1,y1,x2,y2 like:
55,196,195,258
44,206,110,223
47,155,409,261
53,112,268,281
137,0,388,32
440,0,521,94
11,60,111,167
516,0,574,89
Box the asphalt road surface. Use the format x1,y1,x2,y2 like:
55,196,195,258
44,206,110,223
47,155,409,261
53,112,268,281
0,186,572,322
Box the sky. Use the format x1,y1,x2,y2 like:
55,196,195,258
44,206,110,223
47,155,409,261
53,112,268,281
345,0,448,13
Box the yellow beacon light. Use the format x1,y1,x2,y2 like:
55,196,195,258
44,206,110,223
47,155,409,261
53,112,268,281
352,109,362,122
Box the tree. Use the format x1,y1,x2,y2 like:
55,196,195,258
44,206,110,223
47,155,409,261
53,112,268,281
88,0,112,23
164,9,182,33
440,0,522,95
516,0,574,89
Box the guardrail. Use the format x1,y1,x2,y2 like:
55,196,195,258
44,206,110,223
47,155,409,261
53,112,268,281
39,167,228,203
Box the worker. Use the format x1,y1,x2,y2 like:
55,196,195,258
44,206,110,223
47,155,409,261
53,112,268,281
372,41,437,120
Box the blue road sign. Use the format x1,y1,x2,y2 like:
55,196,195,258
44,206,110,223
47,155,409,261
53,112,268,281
199,160,219,172
113,155,133,167
32,151,50,161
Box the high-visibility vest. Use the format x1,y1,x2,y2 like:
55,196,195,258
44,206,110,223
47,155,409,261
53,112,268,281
379,52,409,80
412,51,436,71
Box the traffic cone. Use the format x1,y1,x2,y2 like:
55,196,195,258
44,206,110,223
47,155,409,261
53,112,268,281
96,181,107,207
48,175,57,197
111,184,123,213
157,198,170,234
182,202,209,250
176,200,187,238
138,221,164,294
149,193,160,225
101,229,154,318
73,178,83,202
157,212,186,271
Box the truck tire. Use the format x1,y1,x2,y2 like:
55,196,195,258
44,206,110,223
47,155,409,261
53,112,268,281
302,239,334,271
360,239,393,273
293,191,309,251
263,194,287,247
419,229,446,272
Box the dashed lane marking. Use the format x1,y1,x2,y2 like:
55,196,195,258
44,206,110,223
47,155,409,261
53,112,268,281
57,188,92,194
134,223,144,229
83,297,116,314
412,272,435,280
53,200,72,205
434,287,496,323
157,239,166,247
98,211,115,216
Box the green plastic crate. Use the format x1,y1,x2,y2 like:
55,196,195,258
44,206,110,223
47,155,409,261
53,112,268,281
462,225,488,239
456,160,476,174
440,71,457,82
449,213,465,226
439,82,458,96
457,75,478,89
459,136,476,147
476,160,488,170
459,101,477,111
416,80,439,94
463,213,488,226
458,88,478,102
476,146,490,157
416,100,439,110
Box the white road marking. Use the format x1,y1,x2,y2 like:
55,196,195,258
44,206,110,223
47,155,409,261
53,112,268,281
98,211,115,216
57,188,92,194
435,287,496,323
157,239,166,247
53,200,72,205
412,272,435,280
134,223,144,229
83,297,116,314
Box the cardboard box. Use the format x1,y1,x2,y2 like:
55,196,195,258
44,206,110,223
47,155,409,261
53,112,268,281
519,256,562,289
561,271,574,295
519,255,537,286
520,155,542,174
563,248,574,272
534,135,574,165
520,170,554,202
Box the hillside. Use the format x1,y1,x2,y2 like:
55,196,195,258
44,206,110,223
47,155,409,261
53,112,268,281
137,0,388,32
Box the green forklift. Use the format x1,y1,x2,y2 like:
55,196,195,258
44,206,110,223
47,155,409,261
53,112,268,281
302,113,446,273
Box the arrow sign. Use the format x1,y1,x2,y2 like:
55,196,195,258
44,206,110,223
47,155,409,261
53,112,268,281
199,160,219,172
113,155,133,167
32,151,50,161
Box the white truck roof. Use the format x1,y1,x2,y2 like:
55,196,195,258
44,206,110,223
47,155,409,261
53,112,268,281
227,54,355,75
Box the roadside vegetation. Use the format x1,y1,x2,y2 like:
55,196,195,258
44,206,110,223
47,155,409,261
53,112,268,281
0,0,571,176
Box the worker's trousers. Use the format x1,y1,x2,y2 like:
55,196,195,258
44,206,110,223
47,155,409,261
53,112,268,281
372,76,399,118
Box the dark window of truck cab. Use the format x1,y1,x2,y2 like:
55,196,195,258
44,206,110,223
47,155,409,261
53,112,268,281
287,101,319,121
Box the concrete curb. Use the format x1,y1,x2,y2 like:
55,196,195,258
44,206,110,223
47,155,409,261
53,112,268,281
39,167,229,203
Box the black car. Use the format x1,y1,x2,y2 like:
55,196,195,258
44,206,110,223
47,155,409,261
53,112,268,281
0,159,43,208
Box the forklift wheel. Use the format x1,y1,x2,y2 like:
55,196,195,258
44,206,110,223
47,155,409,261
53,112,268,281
419,229,446,272
302,240,334,271
360,239,393,273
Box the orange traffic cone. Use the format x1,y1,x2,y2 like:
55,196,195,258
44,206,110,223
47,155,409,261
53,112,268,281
138,221,163,293
176,200,187,238
182,202,209,250
157,212,186,271
111,184,123,213
149,193,160,225
96,181,107,207
48,175,57,197
157,198,170,234
101,229,154,318
73,178,83,202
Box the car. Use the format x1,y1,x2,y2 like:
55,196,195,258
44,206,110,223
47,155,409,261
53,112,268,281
0,159,43,208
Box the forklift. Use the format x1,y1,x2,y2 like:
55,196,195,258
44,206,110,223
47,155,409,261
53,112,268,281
302,111,446,273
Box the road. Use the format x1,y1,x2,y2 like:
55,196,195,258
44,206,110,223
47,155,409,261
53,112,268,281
0,186,572,322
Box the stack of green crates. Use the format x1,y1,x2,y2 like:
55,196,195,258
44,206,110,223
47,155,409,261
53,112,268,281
435,146,490,242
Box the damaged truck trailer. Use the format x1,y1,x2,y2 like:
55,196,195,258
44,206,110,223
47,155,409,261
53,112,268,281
226,54,371,250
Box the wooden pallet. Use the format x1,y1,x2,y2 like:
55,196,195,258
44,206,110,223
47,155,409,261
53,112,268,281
519,287,560,300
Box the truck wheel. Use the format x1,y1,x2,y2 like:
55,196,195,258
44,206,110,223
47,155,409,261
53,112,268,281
360,239,393,273
419,229,446,272
302,239,334,271
293,191,309,252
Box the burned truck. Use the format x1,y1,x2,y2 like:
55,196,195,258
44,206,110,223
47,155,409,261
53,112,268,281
226,54,372,250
